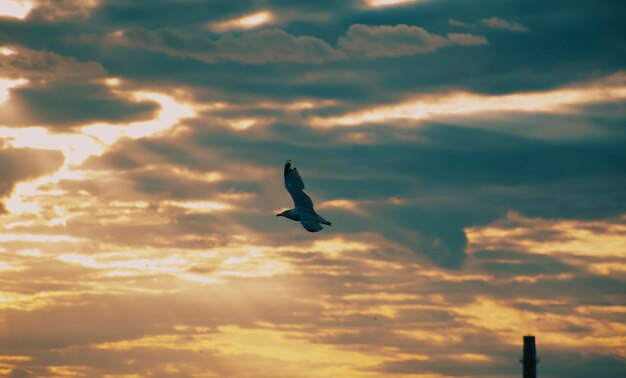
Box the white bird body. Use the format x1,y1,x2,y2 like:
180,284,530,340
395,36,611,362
277,160,331,232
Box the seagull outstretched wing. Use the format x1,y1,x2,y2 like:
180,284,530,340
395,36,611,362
283,160,324,232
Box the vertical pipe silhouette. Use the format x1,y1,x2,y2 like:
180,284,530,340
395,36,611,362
521,335,538,378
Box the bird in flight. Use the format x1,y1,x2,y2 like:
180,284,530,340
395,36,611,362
277,160,332,232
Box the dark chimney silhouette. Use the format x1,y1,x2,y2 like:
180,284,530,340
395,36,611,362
520,335,539,378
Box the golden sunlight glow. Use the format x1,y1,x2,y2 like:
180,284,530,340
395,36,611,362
81,91,193,144
388,197,408,205
3,191,41,214
1,167,92,217
0,78,27,103
0,46,17,55
310,76,626,127
451,297,626,354
285,100,333,111
126,92,194,137
577,305,626,316
0,0,33,19
3,220,35,229
0,356,31,362
168,200,233,213
104,77,121,86
586,262,626,275
466,213,626,258
256,99,338,112
454,297,539,337
456,353,492,362
396,329,462,344
0,261,15,272
210,10,274,33
17,248,42,257
1,127,104,164
0,233,82,243
318,199,362,212
417,270,493,283
134,164,224,182
95,326,387,377
215,259,289,278
229,118,256,130
0,290,74,311
364,0,427,8
2,90,194,166
311,239,373,254
0,88,196,219
343,293,423,302
2,2,625,376
177,273,223,284
34,0,100,21
58,253,187,274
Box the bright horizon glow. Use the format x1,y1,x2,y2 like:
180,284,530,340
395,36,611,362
93,325,391,377
210,10,274,32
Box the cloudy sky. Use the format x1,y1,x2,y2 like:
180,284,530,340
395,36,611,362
0,0,625,377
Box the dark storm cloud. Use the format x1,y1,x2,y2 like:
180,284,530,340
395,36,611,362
338,24,486,58
109,23,486,64
0,46,105,81
0,45,158,127
473,249,580,278
1,0,616,109
111,27,344,64
0,82,159,127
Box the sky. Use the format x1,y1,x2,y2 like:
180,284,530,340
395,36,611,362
0,0,625,377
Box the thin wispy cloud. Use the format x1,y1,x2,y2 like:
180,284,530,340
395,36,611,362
481,17,529,32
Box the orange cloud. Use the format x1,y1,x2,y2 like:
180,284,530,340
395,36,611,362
210,10,274,33
310,73,626,127
467,212,626,259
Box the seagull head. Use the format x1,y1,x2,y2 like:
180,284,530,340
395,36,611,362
276,209,300,221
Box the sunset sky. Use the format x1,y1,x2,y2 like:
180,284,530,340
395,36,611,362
1,0,625,377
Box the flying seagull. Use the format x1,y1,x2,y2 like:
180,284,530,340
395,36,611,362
277,160,332,232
